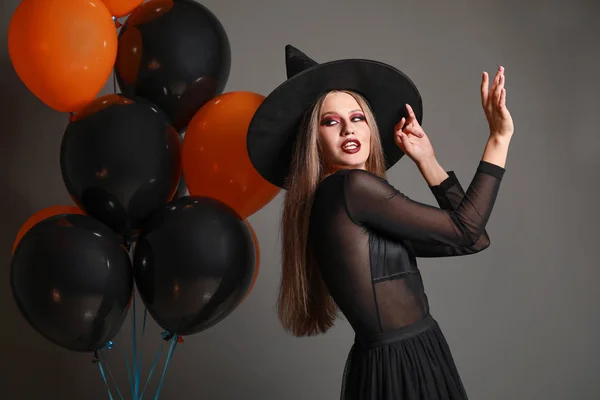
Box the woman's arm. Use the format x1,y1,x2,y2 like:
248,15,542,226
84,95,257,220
343,155,504,249
416,157,448,187
482,135,511,168
374,66,513,255
407,157,506,257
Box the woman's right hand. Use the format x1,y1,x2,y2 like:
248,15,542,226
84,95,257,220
481,66,514,140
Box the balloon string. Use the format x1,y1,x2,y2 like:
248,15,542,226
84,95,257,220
153,336,179,400
132,293,140,399
97,353,115,400
116,329,135,395
139,342,166,400
132,293,149,399
100,350,125,400
138,307,148,393
123,348,135,396
143,308,148,336
127,241,143,399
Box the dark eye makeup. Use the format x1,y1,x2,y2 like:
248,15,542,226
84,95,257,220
320,113,365,126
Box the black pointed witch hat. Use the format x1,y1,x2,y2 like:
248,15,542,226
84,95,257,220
247,45,423,189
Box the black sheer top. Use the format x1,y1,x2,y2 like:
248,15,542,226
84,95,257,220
308,161,505,339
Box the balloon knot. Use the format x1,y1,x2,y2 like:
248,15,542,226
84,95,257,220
92,350,100,364
68,112,76,122
123,236,136,252
112,16,122,28
105,340,114,350
177,336,185,343
161,331,174,341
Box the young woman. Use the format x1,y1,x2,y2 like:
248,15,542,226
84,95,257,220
247,45,513,400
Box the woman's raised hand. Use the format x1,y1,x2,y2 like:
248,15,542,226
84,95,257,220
481,66,514,140
394,104,435,166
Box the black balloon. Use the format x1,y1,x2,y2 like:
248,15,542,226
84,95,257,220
114,0,231,132
11,214,133,352
60,94,182,238
133,196,255,336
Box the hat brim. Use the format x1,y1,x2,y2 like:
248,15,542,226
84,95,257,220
247,59,423,189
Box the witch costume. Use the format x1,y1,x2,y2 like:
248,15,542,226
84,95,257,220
247,45,505,400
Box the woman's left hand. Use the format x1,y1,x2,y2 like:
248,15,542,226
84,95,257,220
394,104,435,165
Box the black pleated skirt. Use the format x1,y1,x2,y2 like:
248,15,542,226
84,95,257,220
341,315,468,400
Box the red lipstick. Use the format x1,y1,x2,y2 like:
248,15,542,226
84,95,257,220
341,138,361,154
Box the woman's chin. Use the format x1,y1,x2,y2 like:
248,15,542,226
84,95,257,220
345,154,368,167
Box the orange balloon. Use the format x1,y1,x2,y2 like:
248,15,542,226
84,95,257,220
182,91,280,218
101,0,145,18
8,0,118,113
13,205,84,255
241,220,260,302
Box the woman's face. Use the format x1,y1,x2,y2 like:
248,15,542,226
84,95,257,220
318,91,371,173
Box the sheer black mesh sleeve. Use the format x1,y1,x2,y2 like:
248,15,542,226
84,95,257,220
406,163,503,257
342,161,505,254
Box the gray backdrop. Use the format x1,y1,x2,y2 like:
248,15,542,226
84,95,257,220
1,0,599,398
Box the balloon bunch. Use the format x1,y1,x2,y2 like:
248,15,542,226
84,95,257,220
8,0,278,397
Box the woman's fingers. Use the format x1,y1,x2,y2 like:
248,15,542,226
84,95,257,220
499,88,507,111
394,117,406,133
402,131,413,150
403,124,424,138
406,103,416,120
494,72,505,106
491,67,503,91
481,71,489,107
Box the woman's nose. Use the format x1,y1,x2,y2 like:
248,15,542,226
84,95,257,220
342,124,354,136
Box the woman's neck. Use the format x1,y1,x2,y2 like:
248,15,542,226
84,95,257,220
320,164,367,182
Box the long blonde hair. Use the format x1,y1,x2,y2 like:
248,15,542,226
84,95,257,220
278,90,387,336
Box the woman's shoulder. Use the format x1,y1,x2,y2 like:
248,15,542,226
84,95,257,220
335,168,389,189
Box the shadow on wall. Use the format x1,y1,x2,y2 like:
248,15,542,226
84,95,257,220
0,55,101,398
